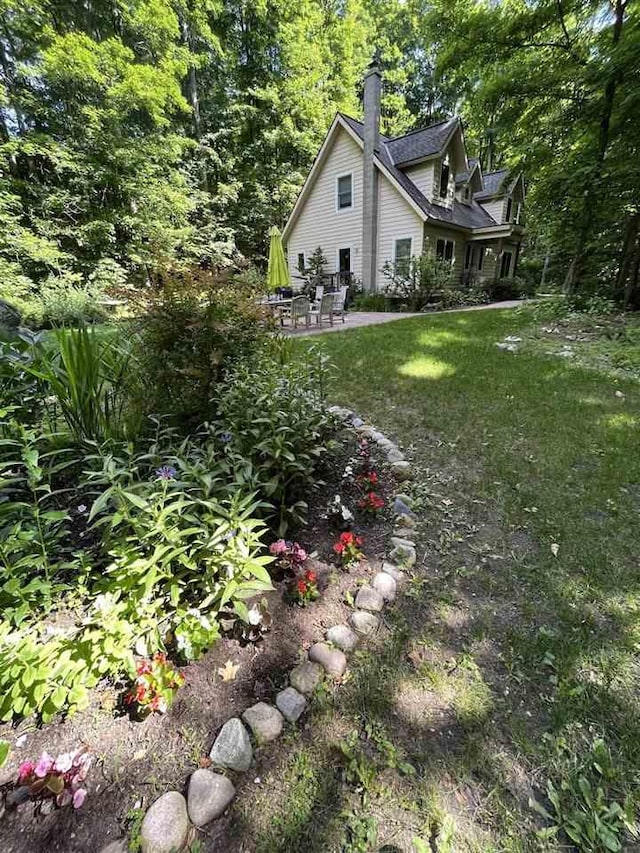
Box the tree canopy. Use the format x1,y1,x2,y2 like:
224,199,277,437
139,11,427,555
0,0,638,298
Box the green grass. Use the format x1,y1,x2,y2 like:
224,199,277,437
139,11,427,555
257,307,640,852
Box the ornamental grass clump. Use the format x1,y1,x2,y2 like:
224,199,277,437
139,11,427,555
5,748,92,813
333,531,364,567
124,652,184,716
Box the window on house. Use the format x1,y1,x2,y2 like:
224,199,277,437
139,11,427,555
515,202,522,224
297,252,305,272
394,238,412,276
505,197,513,222
436,238,455,263
337,174,353,210
439,161,450,198
463,186,470,201
500,251,513,278
464,244,474,269
477,246,485,271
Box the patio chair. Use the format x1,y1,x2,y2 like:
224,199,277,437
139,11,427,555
310,292,334,327
312,284,324,308
331,285,348,323
290,295,311,329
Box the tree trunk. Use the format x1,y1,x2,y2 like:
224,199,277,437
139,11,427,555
619,211,640,309
179,15,201,138
563,0,626,293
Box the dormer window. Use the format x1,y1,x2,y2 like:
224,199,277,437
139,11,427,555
439,160,450,199
336,174,353,210
463,186,470,202
505,197,512,222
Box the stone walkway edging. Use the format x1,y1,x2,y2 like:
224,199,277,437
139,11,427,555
101,408,418,853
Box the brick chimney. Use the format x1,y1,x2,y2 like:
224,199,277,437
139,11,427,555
362,56,381,293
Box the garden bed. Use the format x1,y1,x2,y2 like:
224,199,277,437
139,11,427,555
0,421,402,853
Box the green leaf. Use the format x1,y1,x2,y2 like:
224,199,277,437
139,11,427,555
0,740,10,768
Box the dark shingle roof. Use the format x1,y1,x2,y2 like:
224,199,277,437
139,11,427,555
474,169,508,200
340,115,497,231
455,158,478,185
385,117,458,166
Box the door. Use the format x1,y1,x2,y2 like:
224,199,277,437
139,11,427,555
338,248,351,275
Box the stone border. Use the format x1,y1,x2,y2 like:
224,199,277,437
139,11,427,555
100,409,417,853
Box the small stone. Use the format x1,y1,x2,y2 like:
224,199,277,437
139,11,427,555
390,461,412,481
369,430,385,443
326,624,359,652
275,687,307,722
328,406,353,420
350,611,380,636
209,718,252,771
395,513,416,529
390,543,416,567
99,842,128,853
393,497,416,519
242,702,284,744
381,561,403,581
187,769,235,826
355,585,384,612
395,493,414,506
289,661,323,695
376,437,394,451
373,572,397,602
308,642,347,677
392,528,415,540
140,791,189,853
352,417,365,429
387,447,405,464
391,535,416,549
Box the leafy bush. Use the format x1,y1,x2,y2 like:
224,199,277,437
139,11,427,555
351,293,387,312
216,342,333,532
131,267,271,429
0,271,108,329
380,255,487,311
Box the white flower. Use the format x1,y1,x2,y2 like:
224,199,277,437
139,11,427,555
77,504,87,514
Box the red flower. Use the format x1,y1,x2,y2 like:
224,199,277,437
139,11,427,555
333,542,345,554
135,684,147,703
305,570,317,583
136,661,152,676
153,652,167,665
297,579,307,593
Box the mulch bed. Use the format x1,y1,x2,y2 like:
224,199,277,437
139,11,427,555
0,427,393,853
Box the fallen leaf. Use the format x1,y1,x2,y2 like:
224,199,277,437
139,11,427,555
218,660,239,682
550,543,559,557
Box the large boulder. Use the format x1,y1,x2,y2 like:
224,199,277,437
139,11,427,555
140,791,189,853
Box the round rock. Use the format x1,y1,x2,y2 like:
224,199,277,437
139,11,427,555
350,610,380,636
393,496,416,519
289,660,323,695
99,842,128,853
140,791,189,853
390,461,413,481
209,718,252,771
308,642,347,677
395,513,416,530
242,702,284,744
390,543,416,567
275,687,307,722
326,623,359,652
391,535,417,549
373,572,397,602
381,561,403,581
354,585,384,612
188,769,235,826
386,448,405,464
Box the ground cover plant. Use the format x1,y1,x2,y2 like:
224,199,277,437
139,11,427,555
213,305,640,852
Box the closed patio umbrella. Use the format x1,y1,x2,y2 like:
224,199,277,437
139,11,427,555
266,225,290,291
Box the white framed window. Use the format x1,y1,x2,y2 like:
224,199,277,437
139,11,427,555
435,238,455,264
439,159,450,199
297,252,305,272
336,173,353,211
394,237,412,275
500,251,513,278
505,197,513,222
464,243,474,270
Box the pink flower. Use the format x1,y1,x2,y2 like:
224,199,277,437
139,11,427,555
72,788,87,809
34,752,54,778
269,539,288,556
17,761,35,782
54,752,74,773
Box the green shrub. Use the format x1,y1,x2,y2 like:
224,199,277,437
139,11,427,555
216,341,333,532
132,267,271,429
352,293,387,312
0,267,108,329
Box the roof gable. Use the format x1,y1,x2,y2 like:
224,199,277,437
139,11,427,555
386,117,459,166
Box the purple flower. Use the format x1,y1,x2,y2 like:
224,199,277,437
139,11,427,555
34,752,54,778
155,465,177,481
72,788,87,809
53,752,73,773
219,431,233,444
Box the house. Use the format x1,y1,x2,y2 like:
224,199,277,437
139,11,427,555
282,60,525,292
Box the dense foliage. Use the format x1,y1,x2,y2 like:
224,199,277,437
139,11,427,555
0,308,333,721
1,1,636,304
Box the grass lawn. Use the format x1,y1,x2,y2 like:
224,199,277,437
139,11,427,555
230,307,640,852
